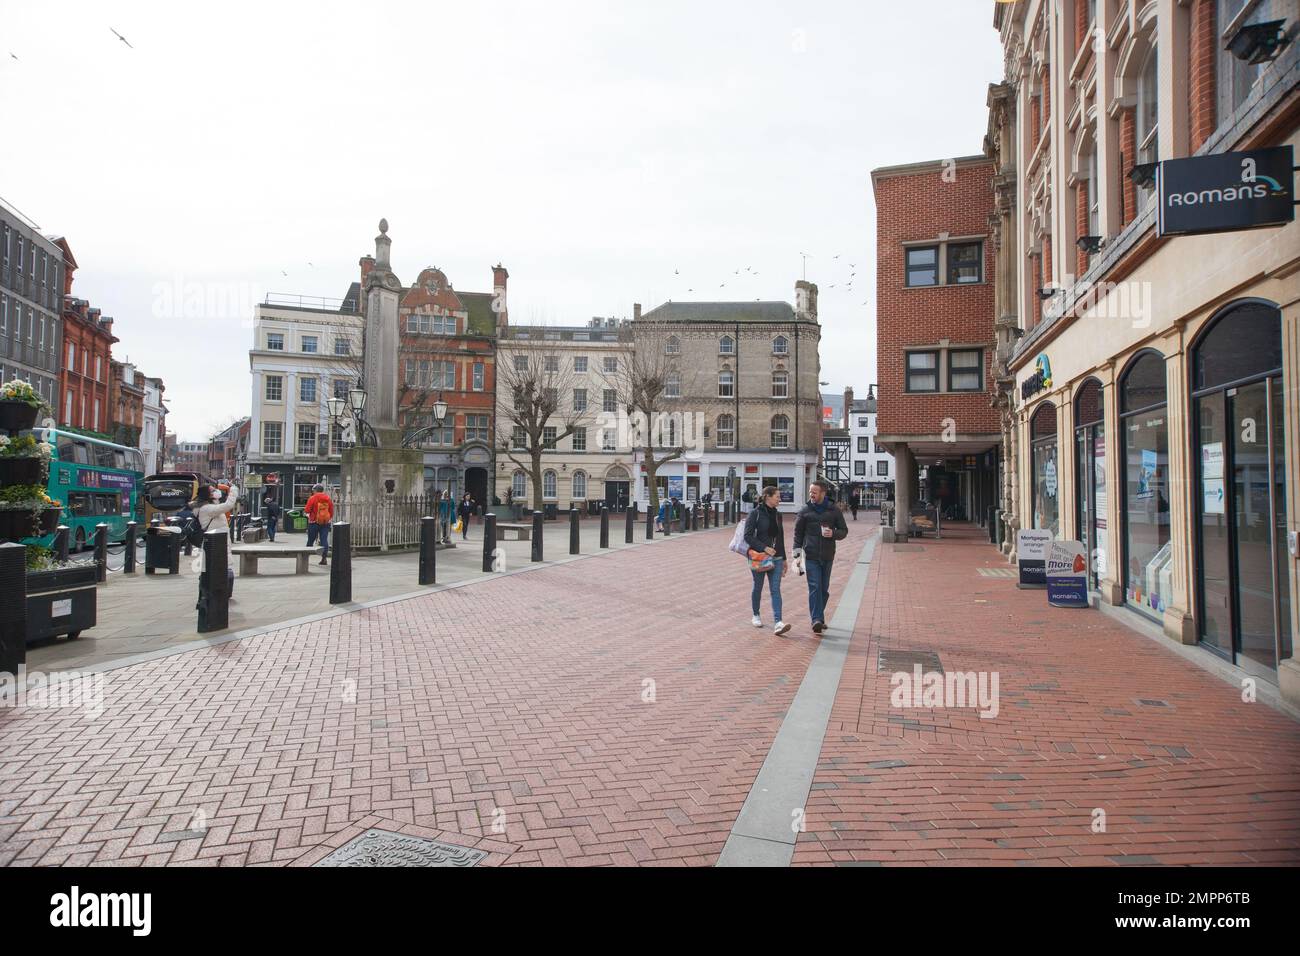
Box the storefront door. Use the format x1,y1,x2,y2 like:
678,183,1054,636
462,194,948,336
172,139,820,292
1074,381,1105,590
1193,301,1291,678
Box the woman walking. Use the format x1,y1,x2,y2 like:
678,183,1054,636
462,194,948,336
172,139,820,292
743,485,791,636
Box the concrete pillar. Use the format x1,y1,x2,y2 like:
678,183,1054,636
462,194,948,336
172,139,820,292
892,444,913,541
1280,298,1300,709
1162,346,1196,644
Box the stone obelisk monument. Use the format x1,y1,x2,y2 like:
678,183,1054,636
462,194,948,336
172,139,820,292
340,219,424,502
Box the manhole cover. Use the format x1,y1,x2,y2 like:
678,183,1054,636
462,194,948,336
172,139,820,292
314,829,487,867
892,544,924,552
876,649,943,673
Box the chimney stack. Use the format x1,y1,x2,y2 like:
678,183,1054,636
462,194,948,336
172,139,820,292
492,263,509,329
795,280,819,322
633,303,642,321
843,386,854,429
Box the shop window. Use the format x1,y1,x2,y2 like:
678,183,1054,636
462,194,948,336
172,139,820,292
1030,402,1059,538
1120,351,1170,618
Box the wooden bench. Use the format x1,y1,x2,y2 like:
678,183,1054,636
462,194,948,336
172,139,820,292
495,522,531,541
231,546,318,576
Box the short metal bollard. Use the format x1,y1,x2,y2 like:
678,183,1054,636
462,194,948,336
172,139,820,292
124,521,138,574
624,506,633,544
569,507,580,555
329,521,351,604
197,530,229,633
94,522,109,584
0,543,27,675
600,506,610,549
645,506,653,540
419,515,437,585
531,510,544,562
54,525,70,563
482,513,497,572
663,504,671,536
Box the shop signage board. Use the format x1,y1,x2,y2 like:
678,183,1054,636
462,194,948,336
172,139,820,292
1157,146,1294,238
1046,540,1089,608
1017,529,1053,589
244,475,263,489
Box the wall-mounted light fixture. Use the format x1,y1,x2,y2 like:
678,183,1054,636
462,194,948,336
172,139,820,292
1076,235,1104,254
1228,19,1290,65
1128,162,1158,189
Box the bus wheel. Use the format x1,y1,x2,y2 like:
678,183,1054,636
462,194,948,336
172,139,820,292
74,528,86,552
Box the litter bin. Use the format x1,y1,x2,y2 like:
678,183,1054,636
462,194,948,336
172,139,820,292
145,526,182,575
288,509,307,532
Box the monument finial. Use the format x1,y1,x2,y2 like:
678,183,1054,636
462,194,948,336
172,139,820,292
378,218,388,235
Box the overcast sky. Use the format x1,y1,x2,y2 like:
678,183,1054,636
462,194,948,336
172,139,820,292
0,1,1003,441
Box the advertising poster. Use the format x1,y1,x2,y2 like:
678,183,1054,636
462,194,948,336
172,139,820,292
1203,479,1225,515
1046,540,1089,608
1137,448,1156,498
667,476,683,500
778,477,794,503
1017,529,1053,589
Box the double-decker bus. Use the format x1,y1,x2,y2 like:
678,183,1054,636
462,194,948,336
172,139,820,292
25,428,145,550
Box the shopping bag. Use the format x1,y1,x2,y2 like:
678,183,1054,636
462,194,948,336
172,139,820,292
727,522,749,556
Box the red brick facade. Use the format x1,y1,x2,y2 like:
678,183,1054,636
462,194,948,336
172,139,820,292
60,299,116,434
1190,0,1218,152
873,158,998,439
1119,107,1137,225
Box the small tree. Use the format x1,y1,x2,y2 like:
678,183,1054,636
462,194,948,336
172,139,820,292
496,347,589,512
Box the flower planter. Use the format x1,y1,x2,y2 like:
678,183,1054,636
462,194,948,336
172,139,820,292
25,564,97,643
0,509,40,540
0,400,39,434
39,506,60,535
0,456,45,487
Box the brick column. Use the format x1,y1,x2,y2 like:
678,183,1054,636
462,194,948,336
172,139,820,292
1189,0,1218,152
1120,108,1137,226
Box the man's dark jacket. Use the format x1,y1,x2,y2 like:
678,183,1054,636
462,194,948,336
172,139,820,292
793,501,849,561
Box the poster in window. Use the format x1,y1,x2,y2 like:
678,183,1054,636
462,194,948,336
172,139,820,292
1137,448,1156,498
778,477,794,503
667,476,683,500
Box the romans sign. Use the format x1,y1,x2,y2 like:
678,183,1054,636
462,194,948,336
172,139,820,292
1157,146,1294,238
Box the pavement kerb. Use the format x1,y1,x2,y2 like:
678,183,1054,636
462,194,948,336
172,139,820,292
65,522,736,677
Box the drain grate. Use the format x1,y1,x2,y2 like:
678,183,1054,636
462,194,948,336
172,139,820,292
876,649,944,673
314,829,487,867
892,544,925,552
977,567,1017,578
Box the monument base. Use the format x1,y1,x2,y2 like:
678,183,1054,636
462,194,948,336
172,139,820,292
341,440,425,499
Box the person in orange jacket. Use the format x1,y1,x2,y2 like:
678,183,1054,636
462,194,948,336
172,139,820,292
304,483,334,565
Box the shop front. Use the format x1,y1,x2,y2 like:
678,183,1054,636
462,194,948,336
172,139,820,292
636,454,815,513
247,463,340,514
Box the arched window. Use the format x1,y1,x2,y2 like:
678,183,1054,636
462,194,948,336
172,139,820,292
572,470,587,499
718,370,734,398
719,335,735,354
665,335,680,354
543,469,557,500
772,371,789,398
1029,402,1059,538
1119,350,1168,617
511,471,527,500
773,335,788,355
716,414,735,448
770,414,789,449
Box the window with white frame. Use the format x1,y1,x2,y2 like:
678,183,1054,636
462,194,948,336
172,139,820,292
301,335,318,353
300,377,317,403
716,414,735,448
602,388,617,413
772,336,788,355
772,371,788,398
602,356,617,373
512,471,527,499
543,470,557,499
334,335,351,355
330,423,345,455
512,426,527,450
263,421,283,454
465,415,489,442
333,378,349,400
718,370,734,398
265,375,283,401
297,423,317,455
573,388,587,411
514,354,529,372
665,373,680,398
572,427,586,451
601,429,616,451
1087,140,1100,240
574,356,588,372
855,460,866,476
665,336,680,354
858,436,869,453
1136,44,1159,208
544,355,559,372
542,426,557,450
572,471,587,498
266,332,284,351
770,415,789,449
472,362,484,390
877,460,889,477
719,335,734,354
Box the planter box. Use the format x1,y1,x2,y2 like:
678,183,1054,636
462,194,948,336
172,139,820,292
26,564,97,643
0,400,39,434
0,456,44,486
0,506,60,540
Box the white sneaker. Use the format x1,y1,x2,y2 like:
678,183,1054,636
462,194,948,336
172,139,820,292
751,615,762,627
774,621,791,636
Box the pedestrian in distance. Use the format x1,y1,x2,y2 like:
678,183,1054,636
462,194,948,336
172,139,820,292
850,491,860,522
459,492,475,540
305,483,334,565
262,495,281,542
656,497,668,532
744,485,791,636
793,479,849,634
189,481,240,604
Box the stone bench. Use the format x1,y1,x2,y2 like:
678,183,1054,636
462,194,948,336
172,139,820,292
231,546,318,576
495,522,531,541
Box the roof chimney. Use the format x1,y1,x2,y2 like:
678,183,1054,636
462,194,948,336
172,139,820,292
843,386,854,428
795,280,819,322
633,303,642,321
492,263,509,329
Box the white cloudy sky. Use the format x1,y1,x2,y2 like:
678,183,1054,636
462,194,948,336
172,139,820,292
0,0,1003,441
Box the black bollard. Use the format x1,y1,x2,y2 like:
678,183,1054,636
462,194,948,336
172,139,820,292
600,505,610,549
569,507,580,555
645,505,653,540
531,510,544,562
482,512,497,572
624,506,634,544
419,515,437,585
663,503,671,536
54,525,69,563
197,529,229,633
94,522,109,584
124,521,137,574
0,543,27,675
329,522,351,604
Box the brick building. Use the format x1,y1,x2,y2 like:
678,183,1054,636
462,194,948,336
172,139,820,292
108,359,144,449
871,155,1000,538
392,264,499,504
59,288,118,434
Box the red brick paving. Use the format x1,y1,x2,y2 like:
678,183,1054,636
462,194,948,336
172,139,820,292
0,522,868,867
793,523,1300,867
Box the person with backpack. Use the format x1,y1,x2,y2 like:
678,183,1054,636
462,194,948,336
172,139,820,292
304,484,334,565
188,482,240,601
793,479,849,634
262,495,282,542
743,485,791,636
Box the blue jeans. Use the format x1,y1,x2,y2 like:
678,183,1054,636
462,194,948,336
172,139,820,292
307,522,330,558
805,558,833,624
751,557,784,621
266,516,277,541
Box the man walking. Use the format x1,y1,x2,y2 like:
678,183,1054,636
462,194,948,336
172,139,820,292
304,483,334,565
793,479,849,634
262,495,281,542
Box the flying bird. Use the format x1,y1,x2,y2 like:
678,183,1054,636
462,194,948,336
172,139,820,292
307,261,315,268
833,254,840,259
674,269,679,275
719,283,726,288
110,28,133,48
280,270,288,277
9,52,18,61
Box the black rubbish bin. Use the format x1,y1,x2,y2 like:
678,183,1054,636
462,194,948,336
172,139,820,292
145,527,182,575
